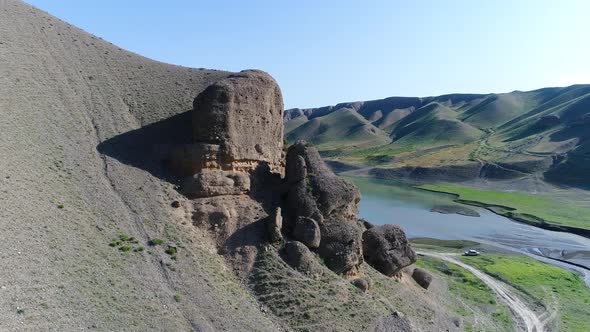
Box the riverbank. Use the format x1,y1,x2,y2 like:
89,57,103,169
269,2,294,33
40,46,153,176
419,183,590,239
412,240,590,331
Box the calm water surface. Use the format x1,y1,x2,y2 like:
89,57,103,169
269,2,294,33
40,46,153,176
352,178,590,283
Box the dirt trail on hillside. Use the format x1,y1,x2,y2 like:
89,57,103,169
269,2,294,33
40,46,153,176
418,251,546,332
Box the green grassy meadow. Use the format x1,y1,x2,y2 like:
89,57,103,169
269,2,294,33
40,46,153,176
419,183,590,230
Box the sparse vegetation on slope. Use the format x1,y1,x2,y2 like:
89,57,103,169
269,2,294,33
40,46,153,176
0,1,282,330
250,246,475,331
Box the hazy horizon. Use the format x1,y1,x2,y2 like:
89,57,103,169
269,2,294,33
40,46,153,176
26,0,590,108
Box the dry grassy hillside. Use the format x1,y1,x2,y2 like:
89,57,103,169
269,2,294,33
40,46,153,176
0,2,503,331
0,0,283,330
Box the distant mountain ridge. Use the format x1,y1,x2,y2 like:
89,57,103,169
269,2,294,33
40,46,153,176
284,85,590,188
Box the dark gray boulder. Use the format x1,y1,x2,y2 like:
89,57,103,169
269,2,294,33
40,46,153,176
280,241,323,277
293,217,321,249
412,268,433,289
285,141,360,224
318,221,363,275
284,141,364,275
352,278,370,292
362,225,416,277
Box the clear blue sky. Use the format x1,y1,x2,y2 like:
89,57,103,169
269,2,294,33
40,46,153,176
26,0,590,108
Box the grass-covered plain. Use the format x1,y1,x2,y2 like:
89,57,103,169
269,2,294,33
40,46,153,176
419,183,590,230
460,254,590,332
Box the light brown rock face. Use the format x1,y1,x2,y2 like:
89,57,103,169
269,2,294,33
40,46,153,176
171,69,284,201
184,70,285,277
192,70,284,172
182,170,250,198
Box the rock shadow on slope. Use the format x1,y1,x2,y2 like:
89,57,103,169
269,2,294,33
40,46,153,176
96,110,194,183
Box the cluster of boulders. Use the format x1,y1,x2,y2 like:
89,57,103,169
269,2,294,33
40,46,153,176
279,141,418,278
282,141,364,275
163,69,420,282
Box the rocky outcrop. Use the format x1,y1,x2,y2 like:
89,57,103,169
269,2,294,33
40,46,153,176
164,70,284,198
293,217,321,249
178,70,285,276
172,68,416,313
283,141,364,275
182,170,250,198
318,221,364,274
362,225,416,277
352,278,371,292
285,142,360,224
280,241,324,278
412,268,433,289
267,207,283,243
193,70,284,172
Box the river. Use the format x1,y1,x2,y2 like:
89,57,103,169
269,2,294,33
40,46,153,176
351,177,590,285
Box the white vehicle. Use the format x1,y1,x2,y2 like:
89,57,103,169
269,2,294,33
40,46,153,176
463,249,480,256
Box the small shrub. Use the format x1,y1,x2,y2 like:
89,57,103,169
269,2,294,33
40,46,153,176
165,246,177,255
119,234,131,242
119,246,132,252
174,294,181,302
133,246,144,252
148,238,164,246
57,204,64,209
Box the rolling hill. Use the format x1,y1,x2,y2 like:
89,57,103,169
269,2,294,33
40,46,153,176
285,85,590,188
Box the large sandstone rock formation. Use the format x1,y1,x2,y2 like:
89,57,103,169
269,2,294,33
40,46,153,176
165,67,418,324
177,70,285,274
169,70,284,200
163,70,284,179
192,70,284,172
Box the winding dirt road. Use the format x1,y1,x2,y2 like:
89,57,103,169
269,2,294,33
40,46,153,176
417,251,546,332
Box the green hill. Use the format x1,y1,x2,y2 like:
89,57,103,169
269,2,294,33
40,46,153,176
286,107,390,150
390,103,483,146
284,85,590,188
